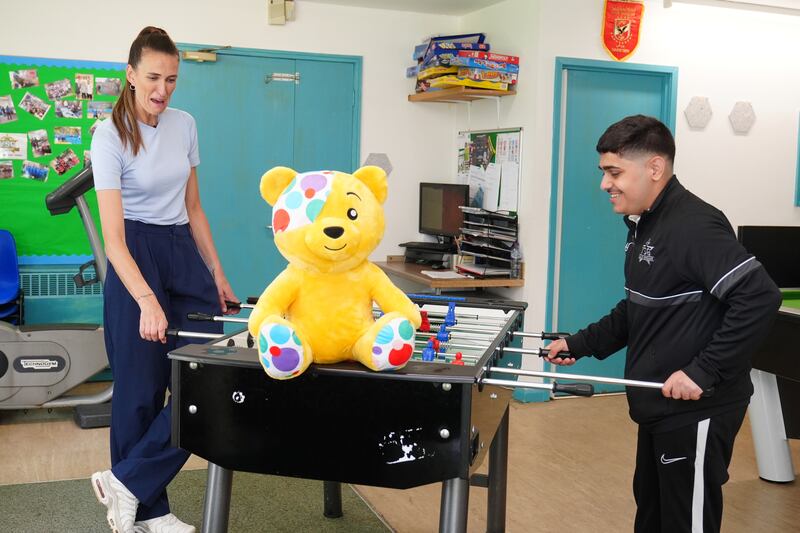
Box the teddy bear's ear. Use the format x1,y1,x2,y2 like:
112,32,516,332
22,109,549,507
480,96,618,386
352,166,388,204
260,167,298,206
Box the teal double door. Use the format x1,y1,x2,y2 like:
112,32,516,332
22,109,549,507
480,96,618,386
171,47,361,301
547,58,678,393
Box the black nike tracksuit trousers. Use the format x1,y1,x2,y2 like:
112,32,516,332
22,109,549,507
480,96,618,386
633,406,747,533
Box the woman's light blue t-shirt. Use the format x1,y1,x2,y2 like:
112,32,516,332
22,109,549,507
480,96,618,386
91,108,199,225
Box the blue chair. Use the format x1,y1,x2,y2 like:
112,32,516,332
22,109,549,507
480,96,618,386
0,229,23,324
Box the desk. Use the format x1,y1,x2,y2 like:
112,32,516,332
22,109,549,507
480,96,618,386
749,291,800,482
376,259,524,294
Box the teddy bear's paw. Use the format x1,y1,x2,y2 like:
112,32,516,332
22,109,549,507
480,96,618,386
371,317,416,371
257,322,309,379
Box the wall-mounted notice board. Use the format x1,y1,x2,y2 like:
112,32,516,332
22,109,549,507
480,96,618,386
0,55,124,260
456,127,522,213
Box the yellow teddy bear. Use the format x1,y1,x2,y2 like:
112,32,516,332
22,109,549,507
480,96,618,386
247,166,422,379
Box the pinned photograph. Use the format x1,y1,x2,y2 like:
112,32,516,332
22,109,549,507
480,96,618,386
89,119,104,136
0,95,18,124
51,149,80,176
83,150,91,167
88,101,113,119
9,69,39,89
54,99,82,119
96,77,122,96
0,161,13,179
22,160,49,182
29,129,52,157
76,73,94,100
0,133,27,159
54,126,82,145
44,78,74,100
19,92,50,120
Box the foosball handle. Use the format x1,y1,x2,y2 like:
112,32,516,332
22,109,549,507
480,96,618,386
539,348,574,358
553,382,594,397
187,312,215,321
701,387,715,398
166,328,180,336
224,300,242,309
541,331,572,340
247,296,259,305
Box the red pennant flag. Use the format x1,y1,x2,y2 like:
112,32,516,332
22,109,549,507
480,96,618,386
602,0,645,61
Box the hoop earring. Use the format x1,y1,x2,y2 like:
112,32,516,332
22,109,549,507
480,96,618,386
129,83,135,91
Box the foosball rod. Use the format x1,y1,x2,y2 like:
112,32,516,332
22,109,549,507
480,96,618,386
187,313,248,324
500,346,576,358
487,367,715,397
224,300,254,310
513,331,571,340
479,377,595,397
486,367,665,390
166,329,224,339
371,307,509,324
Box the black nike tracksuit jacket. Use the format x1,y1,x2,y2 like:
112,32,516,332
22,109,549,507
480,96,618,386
566,177,782,432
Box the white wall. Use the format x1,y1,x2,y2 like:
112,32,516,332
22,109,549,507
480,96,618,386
4,0,798,339
0,0,458,261
457,0,800,365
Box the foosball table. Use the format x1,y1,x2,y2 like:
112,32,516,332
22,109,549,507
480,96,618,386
169,294,652,532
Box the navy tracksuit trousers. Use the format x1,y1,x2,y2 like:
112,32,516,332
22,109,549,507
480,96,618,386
103,220,223,521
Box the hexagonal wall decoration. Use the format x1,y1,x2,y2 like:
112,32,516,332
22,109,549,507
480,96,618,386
684,97,712,129
363,153,393,176
729,102,756,135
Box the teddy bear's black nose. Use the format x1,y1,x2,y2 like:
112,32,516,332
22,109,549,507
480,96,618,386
324,226,344,239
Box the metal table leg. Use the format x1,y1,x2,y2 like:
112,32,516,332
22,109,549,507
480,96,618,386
486,406,509,533
439,477,470,533
202,463,233,533
323,480,343,518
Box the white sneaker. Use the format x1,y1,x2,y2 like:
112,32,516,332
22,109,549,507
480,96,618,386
134,513,196,533
91,470,139,533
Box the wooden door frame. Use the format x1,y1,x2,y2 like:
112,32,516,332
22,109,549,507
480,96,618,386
177,43,362,171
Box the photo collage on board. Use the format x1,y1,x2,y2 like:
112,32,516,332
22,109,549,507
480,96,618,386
0,63,122,182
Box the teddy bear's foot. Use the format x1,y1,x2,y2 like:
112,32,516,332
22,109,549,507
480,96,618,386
257,321,311,379
357,314,416,371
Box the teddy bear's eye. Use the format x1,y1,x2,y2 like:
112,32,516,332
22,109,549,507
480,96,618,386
347,208,358,220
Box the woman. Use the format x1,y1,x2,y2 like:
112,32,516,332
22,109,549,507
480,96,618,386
90,27,237,533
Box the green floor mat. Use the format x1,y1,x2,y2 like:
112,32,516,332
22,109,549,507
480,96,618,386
0,469,390,533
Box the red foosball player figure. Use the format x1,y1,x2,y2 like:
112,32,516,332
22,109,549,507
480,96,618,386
452,352,464,365
419,310,430,332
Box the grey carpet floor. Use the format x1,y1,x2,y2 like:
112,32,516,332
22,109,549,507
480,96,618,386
0,469,390,533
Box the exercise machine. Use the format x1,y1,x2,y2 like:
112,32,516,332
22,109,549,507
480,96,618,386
0,166,112,428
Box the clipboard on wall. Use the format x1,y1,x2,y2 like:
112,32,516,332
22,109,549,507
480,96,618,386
456,127,522,213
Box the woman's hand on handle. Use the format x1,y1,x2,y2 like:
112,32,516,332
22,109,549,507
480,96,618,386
214,271,239,315
138,294,168,343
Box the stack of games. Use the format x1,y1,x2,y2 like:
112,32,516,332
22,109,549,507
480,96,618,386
407,33,519,93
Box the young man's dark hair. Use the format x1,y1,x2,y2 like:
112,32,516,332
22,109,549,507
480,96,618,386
596,114,676,164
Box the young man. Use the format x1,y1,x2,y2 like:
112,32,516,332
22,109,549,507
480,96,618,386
546,115,781,533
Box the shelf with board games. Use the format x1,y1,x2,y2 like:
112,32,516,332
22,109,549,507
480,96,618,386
408,86,516,103
406,32,519,105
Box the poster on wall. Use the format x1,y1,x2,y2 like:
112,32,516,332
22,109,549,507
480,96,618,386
456,128,522,212
602,0,644,61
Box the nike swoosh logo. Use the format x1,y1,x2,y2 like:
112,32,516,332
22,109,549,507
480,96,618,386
660,453,687,465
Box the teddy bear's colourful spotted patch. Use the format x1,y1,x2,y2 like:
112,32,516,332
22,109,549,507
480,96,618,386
271,171,334,234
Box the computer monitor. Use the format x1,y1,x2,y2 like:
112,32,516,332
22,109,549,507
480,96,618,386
737,226,800,288
419,182,469,239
